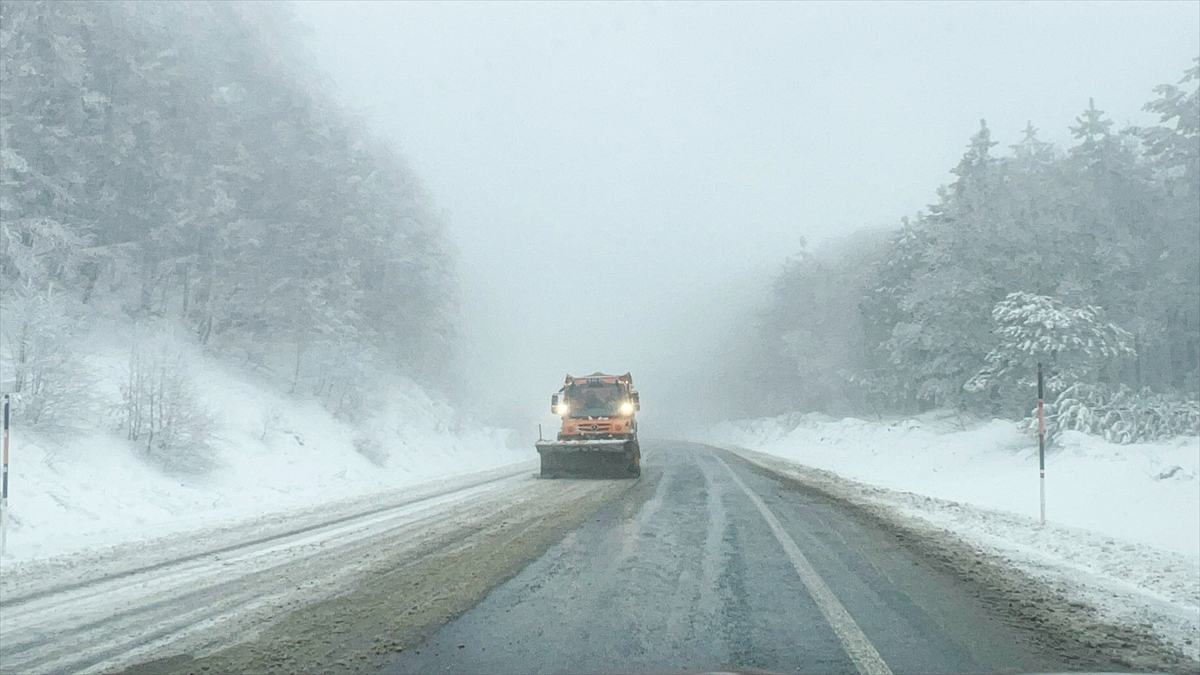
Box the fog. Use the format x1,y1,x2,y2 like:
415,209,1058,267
289,1,1199,434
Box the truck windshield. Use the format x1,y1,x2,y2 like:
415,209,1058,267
564,383,623,418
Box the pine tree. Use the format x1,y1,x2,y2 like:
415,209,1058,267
951,119,999,198
965,292,1135,415
1011,121,1055,168
1140,57,1199,193
1070,98,1115,148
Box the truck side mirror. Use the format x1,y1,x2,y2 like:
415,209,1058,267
551,394,559,414
631,392,640,411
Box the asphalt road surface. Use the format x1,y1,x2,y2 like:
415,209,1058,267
384,442,1071,675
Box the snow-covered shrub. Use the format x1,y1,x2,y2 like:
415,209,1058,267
117,330,214,473
1032,382,1200,444
0,283,96,427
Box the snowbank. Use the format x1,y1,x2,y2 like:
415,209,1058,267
0,341,530,563
707,410,1200,557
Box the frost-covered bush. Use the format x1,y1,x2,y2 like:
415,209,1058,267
117,331,214,473
1031,382,1200,444
0,284,96,427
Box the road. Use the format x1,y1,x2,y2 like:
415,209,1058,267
384,442,1071,675
3,441,1181,675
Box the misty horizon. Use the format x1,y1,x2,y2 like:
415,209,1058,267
290,0,1199,432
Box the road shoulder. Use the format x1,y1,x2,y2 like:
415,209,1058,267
719,444,1200,675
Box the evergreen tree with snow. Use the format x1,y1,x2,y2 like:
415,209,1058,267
965,292,1135,416
737,58,1199,432
951,119,999,198
1010,121,1056,169
1070,98,1115,150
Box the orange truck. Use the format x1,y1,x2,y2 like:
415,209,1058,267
536,372,641,478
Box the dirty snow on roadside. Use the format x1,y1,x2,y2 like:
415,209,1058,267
704,410,1200,659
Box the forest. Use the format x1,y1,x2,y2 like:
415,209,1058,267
725,59,1200,442
1,2,458,461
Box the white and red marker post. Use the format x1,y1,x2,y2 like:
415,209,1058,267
2,393,9,555
1037,363,1046,527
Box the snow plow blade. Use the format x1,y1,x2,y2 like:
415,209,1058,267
536,439,640,479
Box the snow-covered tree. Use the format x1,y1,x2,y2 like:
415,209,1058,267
1140,57,1199,196
1070,98,1115,149
1010,121,1056,169
965,292,1135,414
0,0,463,423
118,328,213,473
0,281,95,426
730,60,1198,423
951,119,999,197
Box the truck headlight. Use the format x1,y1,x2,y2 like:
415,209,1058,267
556,403,570,416
619,401,634,416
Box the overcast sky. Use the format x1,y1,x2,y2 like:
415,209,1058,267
289,1,1199,432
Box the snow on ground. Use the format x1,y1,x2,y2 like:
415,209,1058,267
707,410,1199,556
0,337,531,563
704,410,1200,658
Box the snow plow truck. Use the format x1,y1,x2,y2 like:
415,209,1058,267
536,372,641,478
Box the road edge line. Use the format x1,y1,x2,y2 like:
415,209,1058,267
711,452,893,675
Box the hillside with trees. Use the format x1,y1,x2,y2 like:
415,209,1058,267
726,59,1199,442
1,2,459,467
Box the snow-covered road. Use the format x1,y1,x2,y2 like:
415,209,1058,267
0,461,630,675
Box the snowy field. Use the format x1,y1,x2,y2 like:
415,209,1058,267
704,410,1200,658
0,341,531,563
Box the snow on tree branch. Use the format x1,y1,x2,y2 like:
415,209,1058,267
966,292,1135,396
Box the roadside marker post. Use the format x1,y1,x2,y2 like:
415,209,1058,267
1037,363,1045,527
2,393,9,555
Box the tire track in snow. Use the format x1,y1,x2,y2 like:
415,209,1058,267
0,466,624,675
